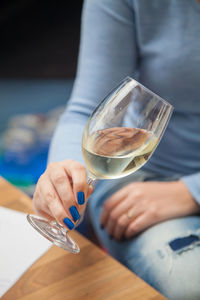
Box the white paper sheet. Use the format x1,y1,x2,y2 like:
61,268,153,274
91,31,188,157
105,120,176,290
0,207,51,297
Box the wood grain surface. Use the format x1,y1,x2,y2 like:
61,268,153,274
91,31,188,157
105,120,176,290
0,177,166,300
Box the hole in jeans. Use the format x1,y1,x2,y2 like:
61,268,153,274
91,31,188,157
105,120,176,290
169,234,200,252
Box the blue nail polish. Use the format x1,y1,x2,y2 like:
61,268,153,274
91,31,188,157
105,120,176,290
77,191,85,205
63,218,74,230
69,206,80,222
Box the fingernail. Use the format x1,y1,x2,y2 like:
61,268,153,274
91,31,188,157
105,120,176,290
63,218,74,230
69,206,80,222
77,191,85,205
100,224,104,230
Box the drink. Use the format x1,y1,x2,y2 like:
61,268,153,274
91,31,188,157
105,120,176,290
82,127,158,179
27,77,172,254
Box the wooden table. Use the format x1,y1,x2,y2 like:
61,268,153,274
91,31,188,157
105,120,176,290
0,178,166,300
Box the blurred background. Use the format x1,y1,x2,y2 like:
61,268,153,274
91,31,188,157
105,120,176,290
0,0,83,194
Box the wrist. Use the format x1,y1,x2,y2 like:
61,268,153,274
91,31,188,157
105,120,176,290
178,180,200,214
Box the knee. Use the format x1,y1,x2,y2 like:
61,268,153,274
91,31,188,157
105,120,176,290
150,250,200,300
124,235,200,300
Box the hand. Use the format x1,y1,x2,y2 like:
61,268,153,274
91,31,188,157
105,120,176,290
33,160,93,230
100,180,200,241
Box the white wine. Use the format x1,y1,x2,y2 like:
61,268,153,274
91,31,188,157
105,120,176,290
82,127,158,179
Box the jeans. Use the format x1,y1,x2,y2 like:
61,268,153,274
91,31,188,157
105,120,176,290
87,170,200,300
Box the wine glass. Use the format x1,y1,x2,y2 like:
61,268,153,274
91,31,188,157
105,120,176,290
27,77,173,253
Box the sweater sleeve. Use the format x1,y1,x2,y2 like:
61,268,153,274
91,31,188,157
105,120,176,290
181,173,200,205
48,0,137,165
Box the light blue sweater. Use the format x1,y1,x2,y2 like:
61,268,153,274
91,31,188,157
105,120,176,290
49,0,200,204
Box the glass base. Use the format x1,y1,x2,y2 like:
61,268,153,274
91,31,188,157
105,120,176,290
27,214,80,254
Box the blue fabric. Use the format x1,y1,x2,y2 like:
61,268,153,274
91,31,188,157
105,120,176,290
48,0,200,203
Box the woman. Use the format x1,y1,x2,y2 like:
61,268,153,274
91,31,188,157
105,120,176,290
33,1,200,299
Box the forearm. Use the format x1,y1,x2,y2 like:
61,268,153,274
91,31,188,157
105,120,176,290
48,111,87,165
49,0,137,164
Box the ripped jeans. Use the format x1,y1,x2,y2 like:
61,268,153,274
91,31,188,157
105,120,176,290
87,170,200,300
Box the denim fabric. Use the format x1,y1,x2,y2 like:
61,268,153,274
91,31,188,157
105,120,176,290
88,170,200,300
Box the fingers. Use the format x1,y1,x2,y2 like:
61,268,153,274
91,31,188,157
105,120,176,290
41,175,71,223
100,187,128,227
112,214,129,240
33,160,92,231
33,184,53,221
100,184,145,240
87,185,94,198
125,213,151,239
105,197,133,236
62,160,89,205
47,163,77,213
110,204,142,240
101,181,188,240
35,174,73,227
113,204,143,240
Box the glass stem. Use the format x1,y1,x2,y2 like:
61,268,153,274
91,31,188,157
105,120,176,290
57,221,68,235
87,177,96,186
